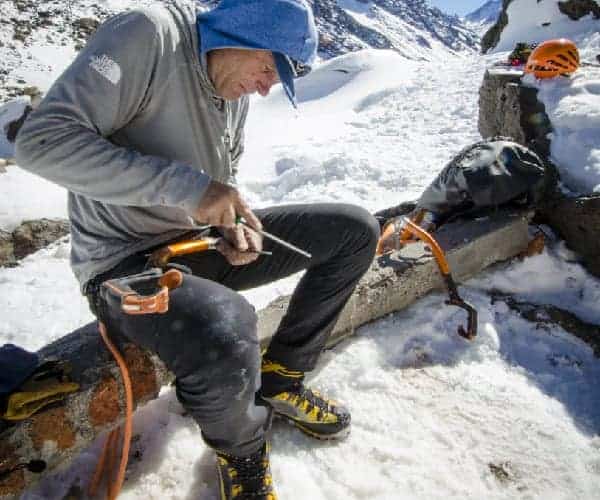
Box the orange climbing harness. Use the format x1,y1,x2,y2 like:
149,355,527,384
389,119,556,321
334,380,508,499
89,269,183,499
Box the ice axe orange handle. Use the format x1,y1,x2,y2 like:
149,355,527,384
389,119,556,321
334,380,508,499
403,219,477,340
375,209,427,256
147,237,220,268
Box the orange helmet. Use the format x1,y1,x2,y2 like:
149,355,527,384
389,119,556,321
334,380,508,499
524,39,580,79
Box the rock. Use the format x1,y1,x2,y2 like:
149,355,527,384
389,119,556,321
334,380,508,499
11,219,70,260
558,0,600,20
478,69,553,159
0,230,16,267
538,194,600,278
72,17,100,39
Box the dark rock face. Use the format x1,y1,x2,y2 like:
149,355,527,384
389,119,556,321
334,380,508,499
481,0,514,54
538,195,600,278
558,0,600,20
478,70,553,159
0,219,70,266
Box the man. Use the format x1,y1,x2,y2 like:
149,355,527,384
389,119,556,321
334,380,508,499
15,0,379,498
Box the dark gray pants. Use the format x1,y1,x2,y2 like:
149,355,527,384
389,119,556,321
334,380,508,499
88,203,379,456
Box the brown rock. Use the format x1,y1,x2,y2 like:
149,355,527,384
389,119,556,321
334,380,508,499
12,219,69,260
0,443,25,497
30,407,76,451
123,344,159,404
0,230,15,266
88,375,120,428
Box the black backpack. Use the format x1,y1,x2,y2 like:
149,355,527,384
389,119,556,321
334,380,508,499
375,138,556,228
416,138,555,224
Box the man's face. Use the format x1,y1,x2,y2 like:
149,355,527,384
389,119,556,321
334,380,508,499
207,48,281,100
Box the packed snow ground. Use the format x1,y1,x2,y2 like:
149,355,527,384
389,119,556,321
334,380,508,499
2,19,600,500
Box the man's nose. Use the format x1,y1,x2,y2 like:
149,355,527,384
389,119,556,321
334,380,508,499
257,72,278,97
256,80,273,97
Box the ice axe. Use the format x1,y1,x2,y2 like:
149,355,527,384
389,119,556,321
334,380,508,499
402,218,478,341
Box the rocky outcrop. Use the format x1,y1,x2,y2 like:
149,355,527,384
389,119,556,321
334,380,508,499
478,69,553,159
537,195,600,278
481,0,514,54
477,69,600,279
0,219,69,267
558,0,600,20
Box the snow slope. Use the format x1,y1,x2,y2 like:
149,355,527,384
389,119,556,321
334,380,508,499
490,0,600,193
465,0,502,34
1,42,599,499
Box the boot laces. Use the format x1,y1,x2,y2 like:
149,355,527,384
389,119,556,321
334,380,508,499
293,383,332,416
220,447,273,499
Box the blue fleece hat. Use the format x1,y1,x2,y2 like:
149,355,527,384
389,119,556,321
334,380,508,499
197,0,318,107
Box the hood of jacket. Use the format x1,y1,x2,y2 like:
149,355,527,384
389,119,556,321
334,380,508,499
196,0,317,106
196,0,317,65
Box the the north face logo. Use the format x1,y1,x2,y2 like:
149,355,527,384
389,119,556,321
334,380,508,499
89,54,121,85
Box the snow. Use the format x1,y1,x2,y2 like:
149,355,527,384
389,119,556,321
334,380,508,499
494,0,599,53
1,2,600,500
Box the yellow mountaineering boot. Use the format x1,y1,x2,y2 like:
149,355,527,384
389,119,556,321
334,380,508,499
216,442,277,500
260,359,351,440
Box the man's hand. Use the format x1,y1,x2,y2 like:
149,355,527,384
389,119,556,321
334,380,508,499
217,225,264,266
194,180,262,230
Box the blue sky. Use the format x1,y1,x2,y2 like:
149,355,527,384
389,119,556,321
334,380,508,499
428,0,486,16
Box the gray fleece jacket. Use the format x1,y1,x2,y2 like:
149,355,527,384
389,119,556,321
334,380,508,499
15,1,248,291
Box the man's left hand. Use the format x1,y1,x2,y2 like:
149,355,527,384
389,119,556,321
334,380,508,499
217,225,264,266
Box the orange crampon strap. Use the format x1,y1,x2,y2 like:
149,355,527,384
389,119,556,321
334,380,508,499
89,269,183,499
375,209,430,256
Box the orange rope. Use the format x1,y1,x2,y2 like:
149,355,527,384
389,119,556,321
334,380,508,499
89,322,134,499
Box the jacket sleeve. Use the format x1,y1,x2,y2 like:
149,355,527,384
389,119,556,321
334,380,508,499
15,9,210,216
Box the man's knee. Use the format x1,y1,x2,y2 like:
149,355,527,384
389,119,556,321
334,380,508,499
167,288,259,378
337,204,380,259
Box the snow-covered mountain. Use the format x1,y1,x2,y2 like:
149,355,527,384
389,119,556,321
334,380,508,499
465,0,502,26
0,0,478,104
313,0,479,60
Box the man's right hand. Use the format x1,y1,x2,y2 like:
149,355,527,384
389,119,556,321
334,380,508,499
193,180,262,231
